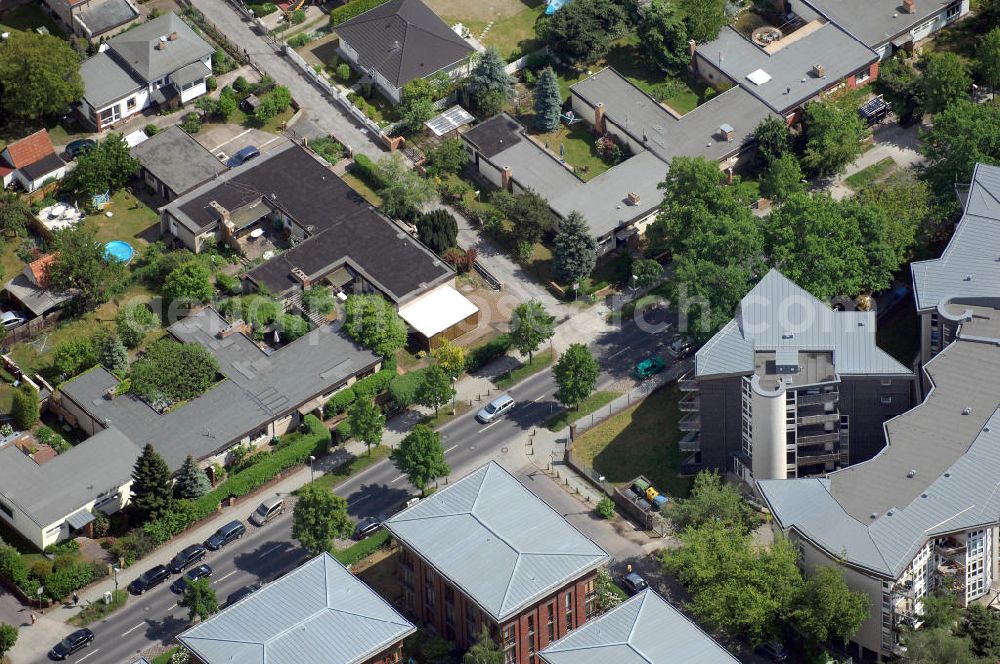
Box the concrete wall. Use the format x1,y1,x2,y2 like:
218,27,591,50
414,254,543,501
839,375,913,465
695,375,744,472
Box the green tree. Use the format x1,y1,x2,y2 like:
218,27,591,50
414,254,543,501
178,577,218,622
463,626,504,664
0,32,83,120
0,192,31,238
468,48,514,115
789,566,870,645
0,622,17,658
901,628,983,664
547,0,627,65
639,0,689,73
669,470,755,534
877,56,922,123
63,134,140,197
753,115,793,169
374,153,436,219
217,89,238,120
390,424,450,496
533,66,562,132
431,339,466,378
681,0,726,42
854,172,929,261
416,209,458,253
552,211,597,286
10,383,39,430
424,138,468,176
347,398,385,456
595,567,623,611
130,443,174,522
760,153,804,203
800,100,866,177
920,99,1000,202
400,91,435,132
98,332,129,377
920,51,972,115
553,343,598,409
53,338,97,377
416,364,455,416
343,294,408,357
174,454,211,499
292,484,353,554
48,225,128,310
162,261,215,303
509,300,555,362
978,28,1000,95
495,190,554,247
919,592,961,630
129,339,220,404
116,302,157,348
631,258,663,289
960,604,1000,659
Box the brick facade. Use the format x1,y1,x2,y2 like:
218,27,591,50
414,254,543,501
399,545,599,664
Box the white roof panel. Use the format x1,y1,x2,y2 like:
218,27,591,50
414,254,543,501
746,68,771,85
398,284,477,338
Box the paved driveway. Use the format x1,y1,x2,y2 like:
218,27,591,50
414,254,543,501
0,586,27,627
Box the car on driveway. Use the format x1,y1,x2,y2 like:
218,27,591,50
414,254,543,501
170,563,213,593
204,519,245,550
48,628,94,660
65,138,96,160
666,336,694,359
621,572,649,596
128,565,170,595
226,145,260,168
168,544,207,574
353,516,380,540
0,311,27,330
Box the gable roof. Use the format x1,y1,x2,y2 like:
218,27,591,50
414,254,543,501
108,12,213,82
383,461,609,622
336,0,473,89
130,126,227,196
540,589,738,664
27,253,57,288
179,552,415,664
3,130,57,169
695,269,912,378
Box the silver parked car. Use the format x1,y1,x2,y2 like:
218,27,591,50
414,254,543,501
476,393,515,424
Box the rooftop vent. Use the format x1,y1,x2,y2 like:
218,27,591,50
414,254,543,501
921,493,928,498
155,39,166,50
719,123,735,142
811,64,826,78
907,469,917,478
870,512,878,519
964,273,973,281
944,472,951,477
168,31,178,41
627,192,641,206
858,321,865,326
781,333,793,339
902,0,916,13
963,407,972,415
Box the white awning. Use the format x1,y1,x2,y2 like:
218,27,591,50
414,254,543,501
398,285,478,339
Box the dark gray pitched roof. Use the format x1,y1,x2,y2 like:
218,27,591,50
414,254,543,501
80,51,145,109
130,126,227,197
109,12,213,82
0,427,139,527
336,0,473,89
179,553,415,664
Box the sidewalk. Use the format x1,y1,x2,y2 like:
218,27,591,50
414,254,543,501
827,122,925,200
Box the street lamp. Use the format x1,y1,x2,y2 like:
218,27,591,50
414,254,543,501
36,585,44,610
308,455,316,482
112,566,120,596
451,376,458,415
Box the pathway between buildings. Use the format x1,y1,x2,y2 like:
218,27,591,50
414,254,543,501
827,122,925,200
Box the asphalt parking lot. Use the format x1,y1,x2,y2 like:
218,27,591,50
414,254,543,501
194,125,289,165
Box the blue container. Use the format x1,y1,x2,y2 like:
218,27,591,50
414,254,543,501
651,494,669,511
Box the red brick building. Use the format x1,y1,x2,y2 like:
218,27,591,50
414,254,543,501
384,462,609,664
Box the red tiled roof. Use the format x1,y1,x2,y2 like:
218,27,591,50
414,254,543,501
4,129,57,169
28,253,58,288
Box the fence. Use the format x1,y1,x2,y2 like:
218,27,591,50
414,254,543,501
504,46,548,74
4,310,64,345
472,260,502,290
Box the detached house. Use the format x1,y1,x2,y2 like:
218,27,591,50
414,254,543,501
40,0,140,41
0,130,67,193
78,12,213,131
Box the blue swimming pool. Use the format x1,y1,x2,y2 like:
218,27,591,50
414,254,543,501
104,240,135,264
546,0,570,14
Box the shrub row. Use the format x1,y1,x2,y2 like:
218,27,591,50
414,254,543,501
350,154,381,188
0,542,103,601
331,528,390,566
323,363,396,418
329,0,391,26
465,333,512,372
388,368,429,407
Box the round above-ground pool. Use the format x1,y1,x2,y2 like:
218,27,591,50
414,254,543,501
104,240,135,264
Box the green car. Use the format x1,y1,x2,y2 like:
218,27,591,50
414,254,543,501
634,356,666,379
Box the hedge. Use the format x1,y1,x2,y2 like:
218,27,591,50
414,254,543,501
323,360,396,419
331,528,390,566
465,333,512,372
330,0,391,26
142,415,331,546
324,388,357,418
350,154,381,188
388,368,428,407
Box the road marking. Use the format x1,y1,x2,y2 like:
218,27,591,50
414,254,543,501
77,649,101,662
211,128,253,151
609,345,632,359
482,420,503,431
444,444,458,453
121,621,145,637
348,493,373,507
390,475,405,484
259,544,283,558
259,135,283,150
215,570,238,584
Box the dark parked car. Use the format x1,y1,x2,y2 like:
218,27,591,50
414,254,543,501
65,138,96,160
224,582,261,607
756,641,789,662
49,628,94,660
128,565,170,595
168,544,207,574
226,145,260,168
204,520,245,551
353,517,380,540
621,572,649,596
170,563,213,593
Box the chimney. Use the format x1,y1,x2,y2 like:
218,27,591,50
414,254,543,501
501,165,513,193
626,192,641,206
812,63,826,78
902,0,915,12
209,200,230,223
168,31,178,41
720,123,735,142
290,266,311,289
594,102,606,134
688,39,697,57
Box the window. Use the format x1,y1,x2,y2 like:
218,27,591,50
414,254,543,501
855,68,870,84
546,604,555,643
0,499,12,519
565,591,575,630
880,395,893,405
99,104,121,125
946,2,961,18
465,603,477,641
502,625,517,664
584,579,597,618
424,575,436,615
881,378,893,387
527,615,536,664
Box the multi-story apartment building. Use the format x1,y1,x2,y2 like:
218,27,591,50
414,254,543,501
383,462,609,664
681,269,914,483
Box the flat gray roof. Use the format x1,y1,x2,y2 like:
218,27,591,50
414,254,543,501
383,461,609,622
540,589,738,664
695,269,912,379
0,427,139,528
761,311,1000,577
75,0,138,38
130,126,226,197
695,23,876,114
912,163,1000,312
179,552,415,664
799,0,958,48
109,12,213,82
59,308,378,470
80,51,144,109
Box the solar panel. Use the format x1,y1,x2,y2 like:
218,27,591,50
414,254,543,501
426,105,475,136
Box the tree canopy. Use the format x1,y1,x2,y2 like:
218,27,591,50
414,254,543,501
416,364,455,416
0,31,83,120
348,398,385,456
416,209,458,253
533,66,562,132
292,484,352,555
552,211,597,286
639,0,689,73
919,99,1000,203
463,627,504,664
63,134,140,197
11,383,39,431
116,302,157,348
631,258,663,289
374,153,436,220
342,294,408,357
391,424,450,496
468,48,514,116
553,343,598,409
509,300,555,362
800,99,866,177
424,138,468,176
162,261,215,303
788,565,870,645
978,27,1000,94
547,0,628,65
431,339,466,378
752,116,793,170
179,578,218,622
919,51,972,115
494,189,555,248
53,337,97,378
128,338,220,405
130,443,174,522
98,331,129,377
759,153,804,204
47,225,128,310
668,470,756,534
876,56,921,123
175,455,211,499
681,0,726,43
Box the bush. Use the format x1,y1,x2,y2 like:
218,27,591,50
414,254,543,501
248,2,278,16
353,366,395,398
310,137,345,165
331,528,390,565
351,153,379,186
212,48,236,75
330,0,391,26
182,113,201,134
144,124,160,136
215,272,241,295
388,368,429,406
291,8,306,23
336,63,351,81
206,76,218,92
288,33,309,48
465,334,512,372
597,497,615,519
323,387,356,418
233,75,251,93
45,562,99,601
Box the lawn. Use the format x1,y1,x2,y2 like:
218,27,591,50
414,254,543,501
844,157,897,191
70,590,128,626
228,106,296,135
546,390,620,431
0,4,63,36
88,189,161,244
495,347,554,389
307,445,392,491
443,1,545,61
572,386,691,497
525,122,610,181
151,647,182,664
342,172,383,206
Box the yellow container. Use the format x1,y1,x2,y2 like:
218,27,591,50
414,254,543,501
645,487,659,501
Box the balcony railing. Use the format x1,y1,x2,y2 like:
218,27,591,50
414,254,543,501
798,412,841,426
797,452,840,466
797,391,839,407
679,413,701,432
797,431,841,446
678,432,701,452
678,393,700,412
678,378,698,392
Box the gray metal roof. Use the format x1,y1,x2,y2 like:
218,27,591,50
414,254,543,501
798,0,958,48
911,163,1000,312
695,269,912,378
59,308,378,470
80,51,144,109
383,461,609,622
109,12,213,82
130,126,226,197
179,552,415,664
761,315,1000,578
695,24,876,114
539,589,738,664
0,427,139,528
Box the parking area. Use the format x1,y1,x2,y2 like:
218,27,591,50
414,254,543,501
193,126,290,165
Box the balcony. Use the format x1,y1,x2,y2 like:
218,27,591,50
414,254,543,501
679,413,701,432
797,391,839,407
936,539,966,560
678,431,701,452
678,378,698,392
797,412,841,426
937,560,966,577
797,431,841,446
797,452,840,466
679,393,700,412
